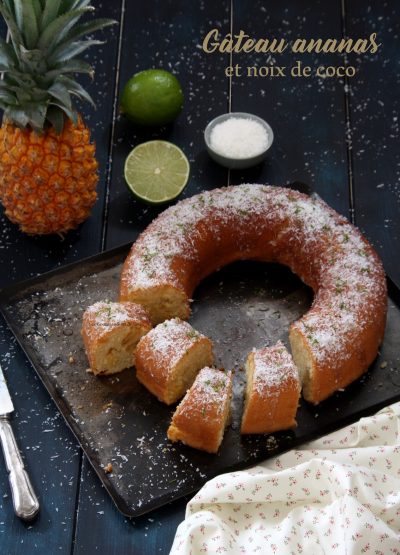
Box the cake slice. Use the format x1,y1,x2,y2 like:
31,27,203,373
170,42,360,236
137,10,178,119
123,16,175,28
135,318,214,404
81,301,151,375
167,367,233,453
241,341,301,434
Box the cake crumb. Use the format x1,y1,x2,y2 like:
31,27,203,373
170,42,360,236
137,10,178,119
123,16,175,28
380,361,388,369
104,463,113,474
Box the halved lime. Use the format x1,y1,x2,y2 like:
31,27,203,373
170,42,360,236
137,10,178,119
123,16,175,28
124,141,190,204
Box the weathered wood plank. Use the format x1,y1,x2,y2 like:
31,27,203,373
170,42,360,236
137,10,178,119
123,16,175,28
344,0,400,285
74,458,186,555
0,321,81,555
0,3,122,554
103,0,230,250
230,0,350,215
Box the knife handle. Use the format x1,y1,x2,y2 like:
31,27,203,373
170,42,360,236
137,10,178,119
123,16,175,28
0,416,40,521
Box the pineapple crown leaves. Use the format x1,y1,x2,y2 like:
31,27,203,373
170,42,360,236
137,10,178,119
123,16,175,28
0,0,116,133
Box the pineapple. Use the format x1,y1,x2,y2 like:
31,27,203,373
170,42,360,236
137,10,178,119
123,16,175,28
0,1,115,234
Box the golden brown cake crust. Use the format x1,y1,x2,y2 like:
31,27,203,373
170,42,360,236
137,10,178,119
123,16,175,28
241,342,301,435
135,318,214,404
167,367,233,453
120,185,387,403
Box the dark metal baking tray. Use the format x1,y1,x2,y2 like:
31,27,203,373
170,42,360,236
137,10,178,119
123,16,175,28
0,244,399,517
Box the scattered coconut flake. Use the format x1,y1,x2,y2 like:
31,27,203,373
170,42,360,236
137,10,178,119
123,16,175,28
251,341,300,395
176,367,233,421
138,318,206,376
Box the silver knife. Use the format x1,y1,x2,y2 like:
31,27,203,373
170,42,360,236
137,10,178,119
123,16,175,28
0,364,40,520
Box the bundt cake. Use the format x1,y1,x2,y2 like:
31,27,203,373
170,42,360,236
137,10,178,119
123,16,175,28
167,367,233,453
241,341,301,434
135,318,214,404
82,301,152,375
120,184,387,404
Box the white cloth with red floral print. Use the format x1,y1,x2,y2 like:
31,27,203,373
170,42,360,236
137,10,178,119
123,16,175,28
170,402,400,554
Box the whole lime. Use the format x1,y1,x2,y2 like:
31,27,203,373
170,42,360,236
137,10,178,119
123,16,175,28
120,69,184,127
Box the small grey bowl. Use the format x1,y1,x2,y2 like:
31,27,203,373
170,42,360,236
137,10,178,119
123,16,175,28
204,112,274,170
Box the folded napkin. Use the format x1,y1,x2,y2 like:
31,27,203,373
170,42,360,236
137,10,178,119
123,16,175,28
170,402,400,554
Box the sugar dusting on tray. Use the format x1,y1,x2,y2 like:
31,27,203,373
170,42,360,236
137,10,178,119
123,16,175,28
210,117,269,158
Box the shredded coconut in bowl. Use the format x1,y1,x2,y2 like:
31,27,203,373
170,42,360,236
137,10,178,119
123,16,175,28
209,117,269,158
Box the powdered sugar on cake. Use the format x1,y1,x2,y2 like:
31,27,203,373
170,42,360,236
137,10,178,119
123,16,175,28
178,367,232,419
145,318,204,370
252,341,299,394
86,301,136,327
122,184,386,367
86,301,132,326
83,301,149,342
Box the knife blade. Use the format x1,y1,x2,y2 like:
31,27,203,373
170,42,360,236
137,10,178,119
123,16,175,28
0,364,40,520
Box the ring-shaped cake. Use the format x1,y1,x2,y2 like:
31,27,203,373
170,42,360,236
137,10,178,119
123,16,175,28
120,185,387,404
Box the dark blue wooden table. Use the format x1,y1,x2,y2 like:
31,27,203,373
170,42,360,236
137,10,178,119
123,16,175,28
0,1,399,553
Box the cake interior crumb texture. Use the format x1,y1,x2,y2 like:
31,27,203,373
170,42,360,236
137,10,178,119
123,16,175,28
168,367,233,453
135,318,214,404
163,341,214,404
82,301,151,375
289,327,314,400
92,326,145,374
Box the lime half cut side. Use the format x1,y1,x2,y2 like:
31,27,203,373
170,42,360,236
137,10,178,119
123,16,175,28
124,140,190,204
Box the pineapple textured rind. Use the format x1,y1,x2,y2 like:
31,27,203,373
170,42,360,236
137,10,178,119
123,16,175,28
0,0,115,234
0,118,98,234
